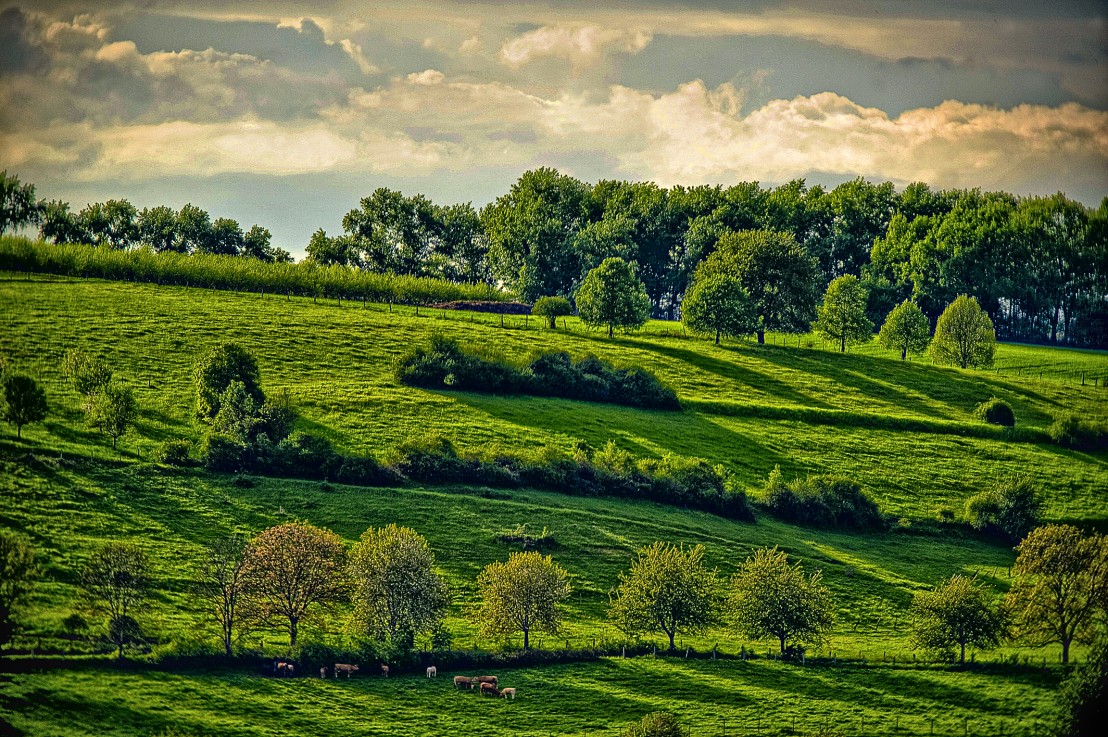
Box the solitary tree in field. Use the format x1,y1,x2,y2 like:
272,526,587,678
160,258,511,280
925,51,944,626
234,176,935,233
243,522,346,648
1007,525,1108,664
194,343,264,422
704,230,820,344
1,373,47,439
348,524,450,648
532,296,574,329
85,383,137,449
79,542,151,658
608,542,722,652
0,171,41,234
730,546,834,655
910,575,1006,664
62,349,113,396
931,295,996,369
680,273,756,345
476,551,571,650
812,274,874,352
197,534,252,657
878,300,932,360
0,531,40,653
575,257,651,338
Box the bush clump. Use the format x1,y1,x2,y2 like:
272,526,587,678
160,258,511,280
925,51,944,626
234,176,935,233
973,397,1015,427
532,296,573,329
964,476,1042,541
152,439,193,467
396,336,679,410
1049,414,1108,451
628,712,686,737
762,467,884,529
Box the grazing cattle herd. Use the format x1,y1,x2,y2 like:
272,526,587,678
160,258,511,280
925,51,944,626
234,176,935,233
273,659,517,700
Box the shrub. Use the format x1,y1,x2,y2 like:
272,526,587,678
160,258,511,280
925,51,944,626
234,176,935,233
201,432,248,473
964,476,1042,541
762,470,883,529
272,432,342,479
532,296,573,329
1049,414,1108,451
628,711,686,737
973,397,1015,427
152,439,193,466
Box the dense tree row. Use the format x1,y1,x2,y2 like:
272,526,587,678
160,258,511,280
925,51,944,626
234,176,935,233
5,169,1102,345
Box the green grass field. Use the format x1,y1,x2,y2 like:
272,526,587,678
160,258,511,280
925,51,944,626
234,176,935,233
1,274,1105,735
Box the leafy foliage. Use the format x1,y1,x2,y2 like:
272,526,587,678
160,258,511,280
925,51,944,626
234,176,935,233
762,467,884,529
196,535,252,657
194,343,264,422
476,551,571,650
532,296,574,329
1049,414,1108,451
877,300,931,360
931,295,996,369
0,530,39,652
348,524,450,648
730,546,834,654
576,257,652,337
909,575,1005,664
681,272,756,345
608,542,722,651
812,275,874,352
1052,639,1108,737
62,349,113,396
79,542,151,657
627,712,687,737
85,382,138,448
1006,525,1108,663
0,372,47,438
972,397,1015,427
0,171,41,235
964,476,1042,541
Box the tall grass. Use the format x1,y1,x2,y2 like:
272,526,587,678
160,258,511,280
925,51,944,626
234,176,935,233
0,236,508,305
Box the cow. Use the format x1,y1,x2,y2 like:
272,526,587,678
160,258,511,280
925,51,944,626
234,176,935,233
275,661,294,677
380,664,390,678
334,663,359,678
500,688,516,700
426,666,437,678
480,682,499,697
453,676,473,689
475,675,498,687
320,667,328,678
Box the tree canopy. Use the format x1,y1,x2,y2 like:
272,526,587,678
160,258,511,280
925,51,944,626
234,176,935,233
575,257,652,338
476,551,571,650
910,575,1005,664
1,372,47,439
878,300,931,360
930,295,996,369
812,274,874,352
681,272,756,345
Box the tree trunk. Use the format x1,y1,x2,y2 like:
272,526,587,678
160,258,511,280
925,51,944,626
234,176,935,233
289,616,298,648
16,425,21,438
608,324,614,338
667,630,676,652
779,635,787,654
523,629,530,650
840,334,846,352
715,330,720,345
960,641,966,665
757,330,765,344
1062,637,1070,664
901,346,907,361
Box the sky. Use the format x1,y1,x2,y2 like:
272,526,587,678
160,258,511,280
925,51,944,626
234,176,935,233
2,0,1106,256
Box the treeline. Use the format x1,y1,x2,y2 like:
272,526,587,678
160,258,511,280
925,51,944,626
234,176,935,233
0,238,505,306
3,169,1105,346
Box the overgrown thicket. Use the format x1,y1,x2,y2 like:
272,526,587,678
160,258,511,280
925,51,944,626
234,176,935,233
0,237,505,306
396,335,681,410
761,467,885,529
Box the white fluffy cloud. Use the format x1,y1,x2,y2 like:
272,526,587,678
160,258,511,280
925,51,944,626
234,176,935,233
498,25,651,69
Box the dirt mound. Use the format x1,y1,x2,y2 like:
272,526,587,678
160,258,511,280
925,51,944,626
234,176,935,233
430,300,532,315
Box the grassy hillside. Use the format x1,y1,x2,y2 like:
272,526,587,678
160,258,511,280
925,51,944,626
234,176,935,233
1,273,1105,735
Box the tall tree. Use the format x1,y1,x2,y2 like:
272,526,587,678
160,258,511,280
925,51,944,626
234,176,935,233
79,199,139,249
243,522,346,648
176,204,213,254
342,188,439,276
812,274,874,352
608,542,722,652
197,534,252,657
0,530,40,653
681,272,756,345
0,171,42,234
434,202,489,283
137,205,179,253
910,575,1006,664
205,217,244,256
705,230,820,344
931,295,996,369
821,178,897,280
1,373,47,438
79,542,151,658
575,257,652,338
878,300,931,360
39,200,86,244
348,525,450,648
476,551,571,650
1007,525,1108,664
730,546,834,655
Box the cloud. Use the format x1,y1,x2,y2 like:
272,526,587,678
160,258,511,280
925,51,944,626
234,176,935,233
498,25,652,69
338,38,379,74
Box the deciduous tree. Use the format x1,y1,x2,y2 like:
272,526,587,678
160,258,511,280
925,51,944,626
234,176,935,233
476,551,571,650
0,171,42,234
85,382,137,449
194,343,264,422
1,373,47,439
243,522,346,648
79,542,151,658
729,546,834,655
532,296,574,329
197,534,252,657
608,542,722,652
681,272,756,345
910,575,1005,664
62,349,113,396
1007,525,1108,664
0,530,40,653
930,295,996,369
348,524,450,648
812,274,874,352
878,300,931,360
575,257,651,338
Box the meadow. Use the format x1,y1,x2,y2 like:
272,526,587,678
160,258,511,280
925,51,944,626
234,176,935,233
1,272,1106,735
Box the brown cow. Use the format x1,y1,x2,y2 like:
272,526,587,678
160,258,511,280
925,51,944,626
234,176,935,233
334,663,359,678
475,675,498,687
453,676,474,689
480,682,499,697
500,688,516,700
274,661,294,677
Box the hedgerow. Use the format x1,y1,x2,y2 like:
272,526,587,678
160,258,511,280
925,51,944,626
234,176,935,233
762,467,884,529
